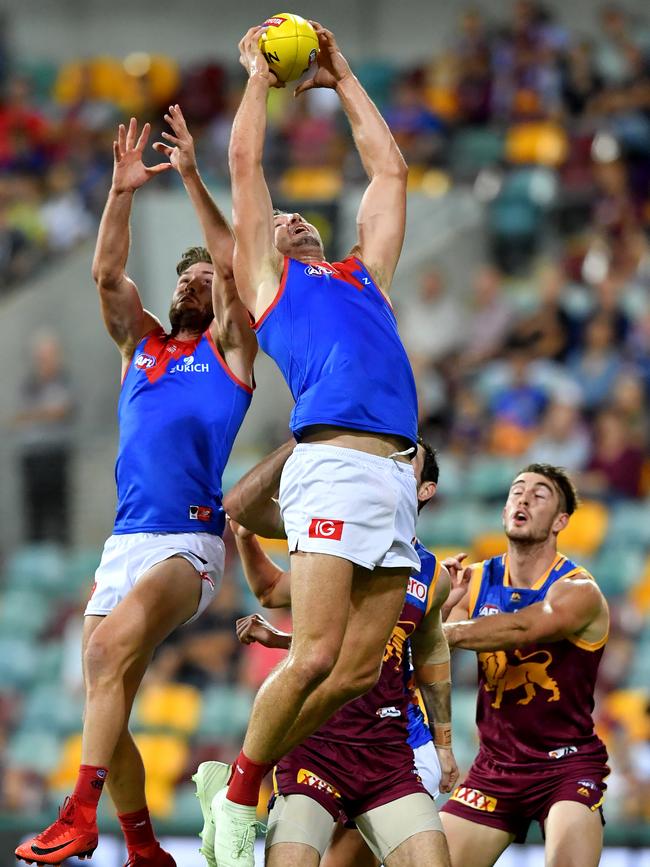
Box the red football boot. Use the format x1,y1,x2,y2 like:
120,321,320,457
123,845,176,866
15,796,98,865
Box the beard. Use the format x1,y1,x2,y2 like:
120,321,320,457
290,233,322,253
504,522,553,546
168,302,213,336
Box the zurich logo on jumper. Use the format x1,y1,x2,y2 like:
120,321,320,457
169,355,209,374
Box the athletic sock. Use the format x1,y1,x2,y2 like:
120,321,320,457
226,751,273,807
72,764,109,811
118,807,157,853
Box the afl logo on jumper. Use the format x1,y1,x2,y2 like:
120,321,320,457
309,518,344,540
304,265,334,277
135,353,156,370
479,604,501,617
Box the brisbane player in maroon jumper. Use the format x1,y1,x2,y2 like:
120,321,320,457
441,464,609,867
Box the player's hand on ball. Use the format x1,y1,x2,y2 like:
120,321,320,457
236,613,288,649
238,26,283,87
111,117,172,194
153,104,197,178
436,746,460,794
294,21,351,95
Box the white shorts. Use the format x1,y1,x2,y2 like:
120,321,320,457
279,443,419,571
85,531,224,624
414,740,442,799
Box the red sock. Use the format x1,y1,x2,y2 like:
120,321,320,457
226,751,273,807
118,807,157,853
73,765,109,809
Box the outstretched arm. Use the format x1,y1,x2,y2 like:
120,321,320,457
223,439,294,538
92,118,171,370
410,568,459,793
296,23,407,294
154,104,256,386
229,26,284,317
444,575,607,652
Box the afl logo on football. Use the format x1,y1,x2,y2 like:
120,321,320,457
135,353,155,369
304,264,334,277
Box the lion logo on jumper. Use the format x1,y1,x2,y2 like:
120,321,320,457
479,649,560,709
383,621,415,667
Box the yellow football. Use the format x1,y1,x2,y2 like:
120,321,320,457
259,13,319,83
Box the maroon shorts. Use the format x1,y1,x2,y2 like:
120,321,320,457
441,752,608,843
272,736,429,821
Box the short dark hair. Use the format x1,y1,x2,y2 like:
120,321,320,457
518,463,579,515
176,246,212,276
418,435,439,483
417,436,439,512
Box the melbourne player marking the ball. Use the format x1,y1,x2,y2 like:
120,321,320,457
258,12,319,83
208,17,420,867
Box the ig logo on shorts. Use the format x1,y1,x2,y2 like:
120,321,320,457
308,518,344,540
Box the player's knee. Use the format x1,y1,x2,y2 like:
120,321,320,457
84,630,129,686
288,646,339,689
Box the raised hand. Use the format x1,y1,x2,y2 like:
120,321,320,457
153,104,197,178
238,25,283,87
294,21,352,96
111,117,172,194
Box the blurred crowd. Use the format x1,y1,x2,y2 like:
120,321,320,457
1,0,650,838
1,1,650,285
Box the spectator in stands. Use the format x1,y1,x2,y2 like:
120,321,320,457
281,90,343,169
447,384,486,458
0,200,32,290
525,398,590,470
627,309,650,392
594,3,650,87
582,407,645,499
568,311,623,410
560,39,603,116
400,265,465,365
384,73,446,167
487,338,550,456
7,174,47,252
0,75,50,172
462,264,513,366
12,330,74,545
454,9,494,125
513,262,580,362
611,370,648,448
40,163,93,252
